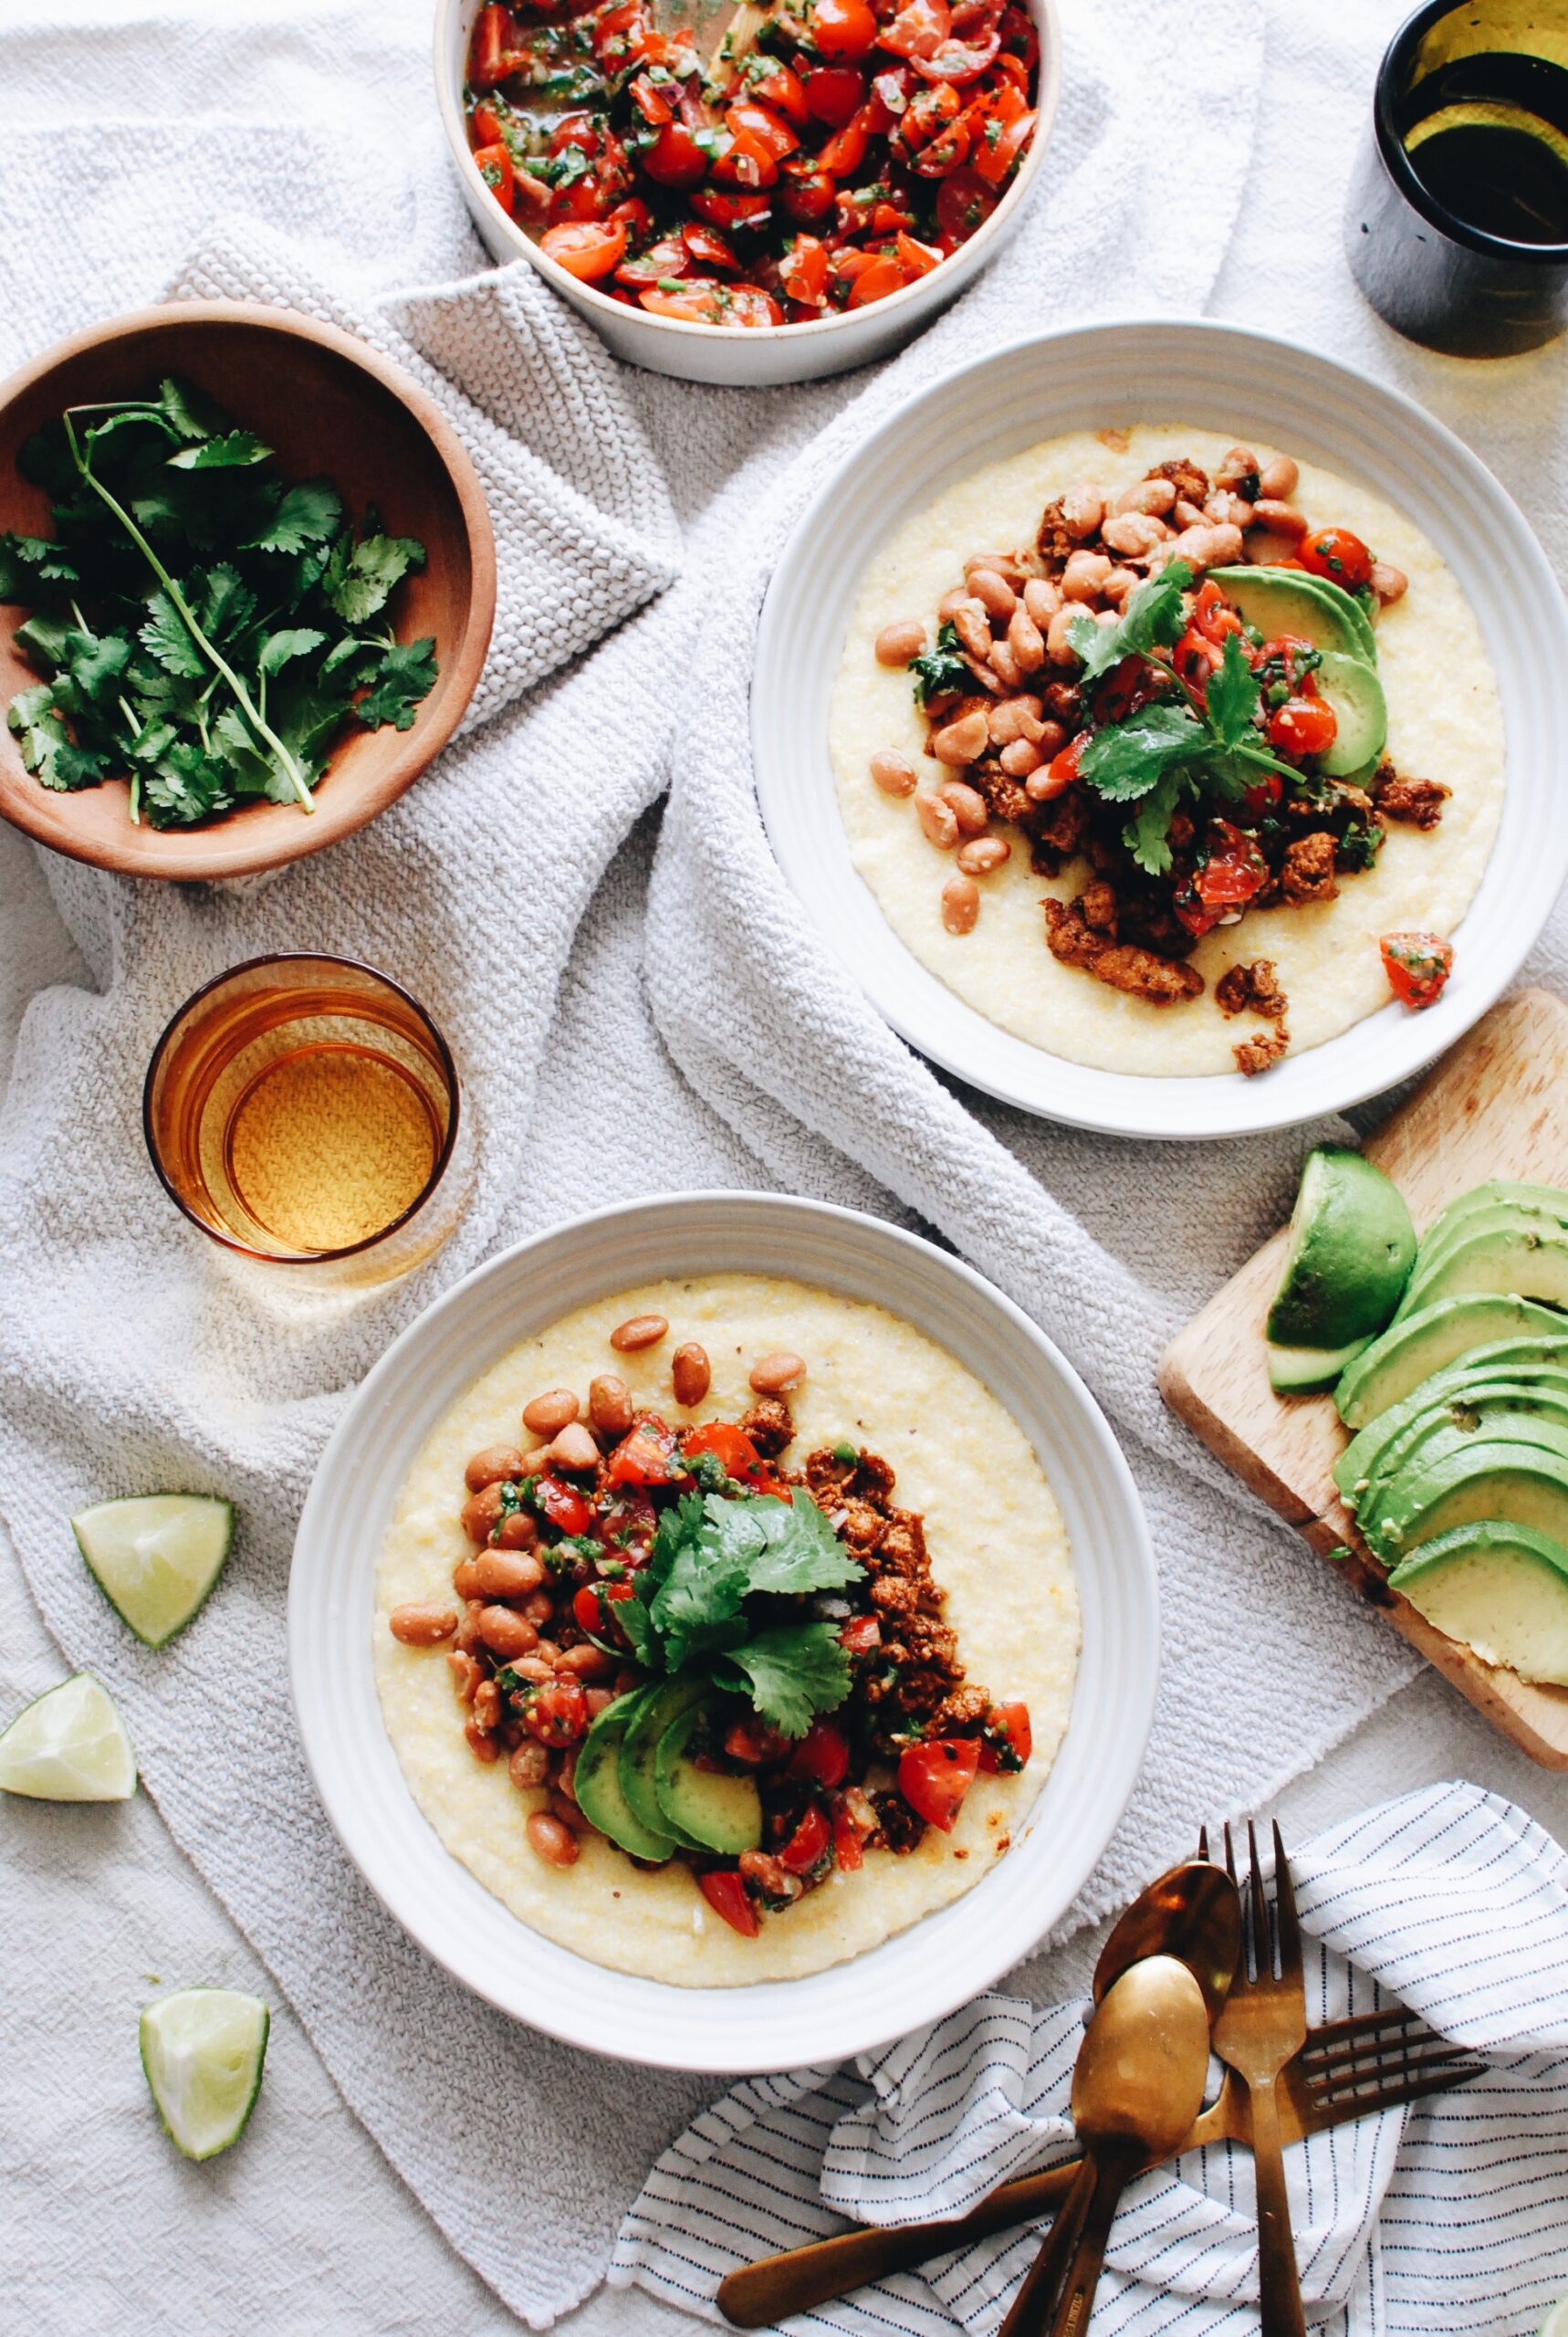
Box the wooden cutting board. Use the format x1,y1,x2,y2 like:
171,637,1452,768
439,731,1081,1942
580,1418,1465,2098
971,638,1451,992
1159,989,1568,1768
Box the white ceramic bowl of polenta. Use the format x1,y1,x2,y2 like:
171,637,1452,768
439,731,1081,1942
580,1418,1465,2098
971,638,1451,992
289,1192,1155,2072
752,320,1568,1138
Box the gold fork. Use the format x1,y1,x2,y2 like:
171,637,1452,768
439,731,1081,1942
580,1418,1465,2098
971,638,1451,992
1212,1822,1309,2337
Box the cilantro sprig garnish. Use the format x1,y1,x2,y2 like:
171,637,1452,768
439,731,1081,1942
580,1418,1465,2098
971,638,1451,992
1067,563,1303,875
620,1485,862,1736
0,376,437,829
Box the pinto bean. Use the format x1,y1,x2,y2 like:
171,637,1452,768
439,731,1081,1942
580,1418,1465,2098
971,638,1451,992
999,737,1045,778
523,1388,580,1438
453,1556,483,1599
750,1351,806,1394
941,875,979,934
958,835,1011,875
1174,497,1207,529
585,1686,615,1718
508,1740,551,1790
1023,577,1062,626
871,748,917,797
967,567,1017,621
455,1600,486,1655
1008,605,1046,673
475,1546,545,1598
1249,498,1307,538
474,1677,503,1732
559,1640,615,1682
465,1717,501,1764
548,1421,601,1472
549,1792,589,1833
447,1651,483,1702
931,709,989,767
1165,521,1244,571
589,1373,634,1439
1112,477,1176,518
1370,561,1408,605
1046,604,1083,666
875,618,926,665
937,586,968,623
522,1589,556,1629
1061,484,1103,539
938,780,988,836
915,791,961,847
989,694,1044,746
988,637,1022,690
672,1342,711,1407
527,1812,580,1867
478,1604,540,1660
1100,567,1139,604
461,1483,507,1544
493,1507,538,1550
1061,549,1113,602
1101,510,1170,558
465,1444,527,1493
951,598,993,660
1205,490,1254,530
611,1313,668,1352
508,1653,555,1682
1216,445,1260,488
1258,455,1299,500
389,1600,458,1647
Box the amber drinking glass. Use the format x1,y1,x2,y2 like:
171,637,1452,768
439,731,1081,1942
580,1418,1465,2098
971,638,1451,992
144,954,465,1284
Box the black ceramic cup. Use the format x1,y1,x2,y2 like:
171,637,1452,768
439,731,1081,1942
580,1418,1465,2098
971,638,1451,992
1346,0,1568,356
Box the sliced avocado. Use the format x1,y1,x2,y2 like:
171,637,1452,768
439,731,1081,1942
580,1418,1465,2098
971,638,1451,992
1388,1520,1568,1684
1335,1356,1568,1498
1268,1335,1372,1394
574,1692,676,1861
1266,1147,1416,1348
1344,1387,1568,1516
1412,1198,1568,1284
1357,1441,1568,1565
1394,1225,1568,1322
1313,650,1387,778
1335,1304,1568,1428
653,1702,762,1856
618,1677,710,1850
1419,1179,1568,1251
1209,565,1378,663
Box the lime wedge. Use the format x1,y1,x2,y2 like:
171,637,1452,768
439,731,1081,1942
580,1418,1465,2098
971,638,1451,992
1266,1148,1416,1349
71,1494,234,1648
140,1988,269,2160
0,1672,136,1800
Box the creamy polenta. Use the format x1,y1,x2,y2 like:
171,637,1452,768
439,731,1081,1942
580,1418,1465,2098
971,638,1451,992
829,424,1505,1077
373,1274,1078,1986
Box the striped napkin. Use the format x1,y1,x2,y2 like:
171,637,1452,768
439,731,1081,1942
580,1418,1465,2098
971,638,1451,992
612,1781,1568,2335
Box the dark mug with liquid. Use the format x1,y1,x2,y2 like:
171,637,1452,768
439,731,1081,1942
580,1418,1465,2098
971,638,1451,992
1346,0,1568,356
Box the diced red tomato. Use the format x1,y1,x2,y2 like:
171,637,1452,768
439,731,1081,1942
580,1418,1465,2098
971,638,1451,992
1298,527,1374,592
549,111,602,159
894,229,943,277
642,120,709,187
1036,728,1087,800
746,56,810,125
848,253,908,305
1242,772,1283,816
572,1579,633,1637
1268,694,1337,759
779,233,831,304
810,0,880,59
935,163,998,245
972,105,1033,183
1195,820,1269,909
597,1485,657,1555
878,0,951,59
615,237,692,287
713,127,779,187
724,1715,792,1765
912,29,1001,79
839,1613,881,1655
522,1677,590,1745
681,1420,766,1482
727,100,800,159
608,194,653,242
898,1736,980,1831
688,187,773,229
831,1806,865,1869
816,106,875,175
471,100,504,146
683,219,740,270
699,1868,759,1935
540,220,627,280
787,1719,851,1788
977,1700,1032,1773
1096,652,1158,721
779,1802,832,1875
804,64,866,124
727,286,787,325
606,1414,681,1485
1380,930,1454,1010
534,1474,593,1535
471,4,514,85
473,141,516,215
914,117,974,174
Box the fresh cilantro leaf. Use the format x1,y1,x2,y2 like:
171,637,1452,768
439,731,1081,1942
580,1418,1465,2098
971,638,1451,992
249,480,342,555
195,563,255,644
257,626,328,677
167,429,271,471
1204,633,1261,749
62,627,132,709
1336,818,1383,872
1069,561,1192,683
711,1623,852,1738
0,533,80,601
357,636,438,731
1077,702,1206,801
701,1489,862,1598
1123,767,1187,876
140,588,207,678
142,741,234,826
616,1578,663,1670
326,532,426,624
908,620,971,707
158,376,223,443
12,611,73,672
7,686,108,791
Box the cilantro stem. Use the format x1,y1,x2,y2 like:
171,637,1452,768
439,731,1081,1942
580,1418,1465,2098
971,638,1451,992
62,409,315,814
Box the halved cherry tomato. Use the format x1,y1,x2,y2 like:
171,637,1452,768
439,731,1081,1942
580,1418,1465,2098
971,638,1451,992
689,186,773,229
471,100,504,146
593,0,653,64
606,1413,681,1484
1036,727,1087,800
630,73,674,124
971,105,1034,183
1191,577,1244,646
839,1613,882,1655
727,100,800,159
597,1486,657,1556
816,106,875,176
787,1719,851,1788
572,1579,633,1636
779,159,838,222
471,3,514,85
683,219,740,269
615,236,690,288
1195,819,1269,908
1096,652,1158,721
831,245,882,282
641,120,708,187
779,1802,832,1875
727,285,787,325
712,127,779,187
549,110,602,158
724,1715,791,1765
898,1736,980,1831
745,56,810,125
1242,772,1283,816
540,220,627,280
1172,628,1219,691
810,0,880,59
533,1473,593,1535
1380,929,1454,1010
977,1700,1032,1774
804,64,866,124
779,233,830,304
699,1868,759,1935
608,194,653,242
682,1420,765,1482
1298,526,1374,592
935,162,998,245
522,1676,590,1746
642,277,726,320
896,78,961,154
473,141,516,215
1268,694,1337,758
848,252,908,305
877,0,950,58
912,29,1000,79
895,229,943,277
831,1805,865,1870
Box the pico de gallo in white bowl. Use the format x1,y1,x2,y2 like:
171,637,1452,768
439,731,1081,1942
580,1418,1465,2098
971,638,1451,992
434,0,1060,383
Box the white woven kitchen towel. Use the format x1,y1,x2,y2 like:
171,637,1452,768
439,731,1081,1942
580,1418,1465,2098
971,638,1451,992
613,1779,1568,2335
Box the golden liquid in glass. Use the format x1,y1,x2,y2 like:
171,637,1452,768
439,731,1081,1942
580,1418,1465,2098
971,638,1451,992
225,1042,440,1253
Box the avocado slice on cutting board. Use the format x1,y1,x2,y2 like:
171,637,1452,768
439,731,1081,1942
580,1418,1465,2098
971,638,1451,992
1313,649,1387,778
1412,1197,1568,1284
618,1678,711,1850
1335,1304,1568,1428
1268,1334,1373,1395
1357,1441,1568,1565
574,1690,677,1862
1209,565,1378,662
653,1702,762,1856
1394,1224,1568,1322
1387,1521,1568,1685
1334,1354,1568,1497
1266,1146,1416,1350
1418,1180,1568,1255
1342,1386,1568,1516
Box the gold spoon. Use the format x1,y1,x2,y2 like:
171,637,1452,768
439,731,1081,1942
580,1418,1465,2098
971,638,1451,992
998,1956,1212,2337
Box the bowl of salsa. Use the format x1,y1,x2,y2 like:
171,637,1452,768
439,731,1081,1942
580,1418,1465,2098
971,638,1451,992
434,0,1059,383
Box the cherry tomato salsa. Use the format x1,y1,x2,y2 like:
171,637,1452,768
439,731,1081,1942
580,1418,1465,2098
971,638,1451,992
464,0,1040,328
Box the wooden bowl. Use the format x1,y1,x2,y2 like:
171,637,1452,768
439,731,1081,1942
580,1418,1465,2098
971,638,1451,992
0,303,496,881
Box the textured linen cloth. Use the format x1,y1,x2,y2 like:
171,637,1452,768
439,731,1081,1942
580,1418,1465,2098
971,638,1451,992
615,1781,1568,2335
2,0,1566,2329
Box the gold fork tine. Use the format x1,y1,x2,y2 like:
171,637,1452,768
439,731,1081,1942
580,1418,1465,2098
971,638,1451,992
1248,1819,1271,1979
1300,2005,1428,2053
1272,1822,1303,1986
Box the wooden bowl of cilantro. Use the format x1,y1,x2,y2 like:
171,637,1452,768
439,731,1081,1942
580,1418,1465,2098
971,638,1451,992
0,303,495,880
